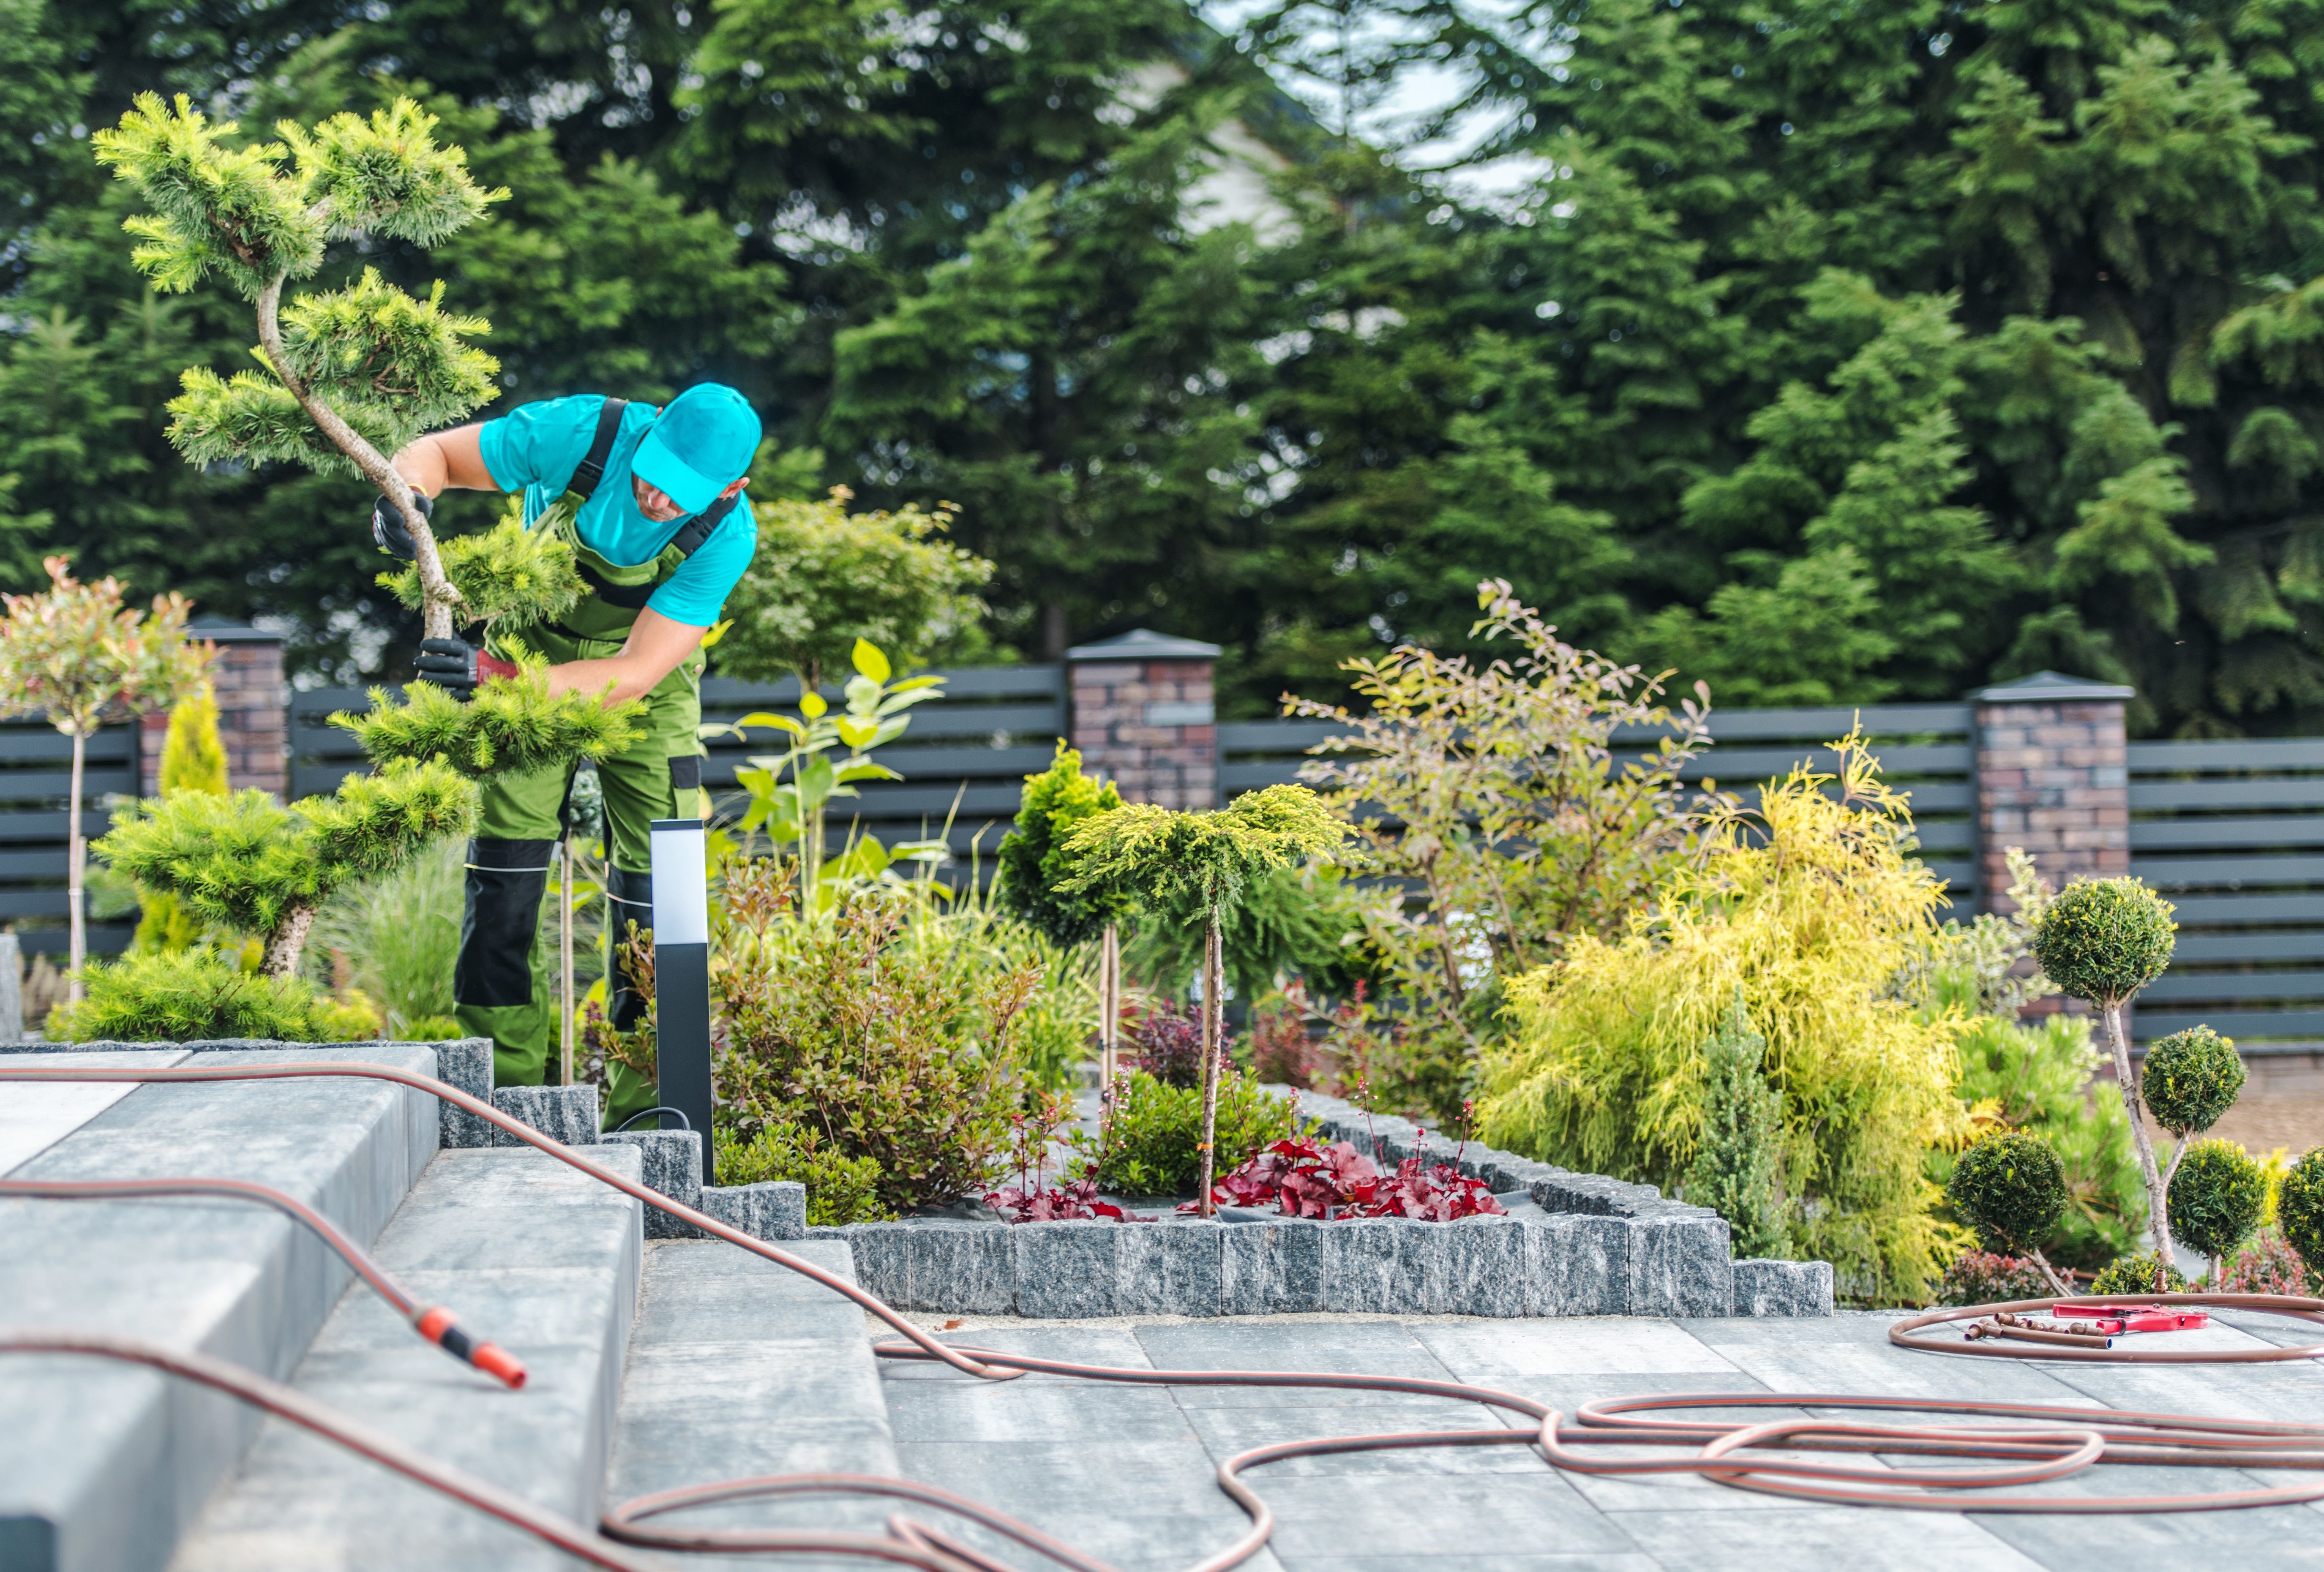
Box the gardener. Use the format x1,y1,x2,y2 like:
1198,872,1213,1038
376,385,761,1130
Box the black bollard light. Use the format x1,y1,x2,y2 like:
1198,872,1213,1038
648,817,715,1183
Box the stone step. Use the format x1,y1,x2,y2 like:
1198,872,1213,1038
603,1236,901,1567
169,1143,644,1572
0,1044,442,1572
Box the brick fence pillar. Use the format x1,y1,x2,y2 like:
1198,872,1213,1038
142,619,289,799
1972,670,2135,920
1065,629,1221,808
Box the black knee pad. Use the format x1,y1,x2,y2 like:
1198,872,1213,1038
605,863,654,1030
453,839,554,1007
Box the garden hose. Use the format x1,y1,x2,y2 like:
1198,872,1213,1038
0,1175,526,1387
12,1059,2324,1572
608,1104,693,1132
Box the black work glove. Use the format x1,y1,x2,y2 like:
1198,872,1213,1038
414,638,517,701
372,490,433,560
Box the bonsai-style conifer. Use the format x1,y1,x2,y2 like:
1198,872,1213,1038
1684,994,1787,1259
2142,1025,2246,1195
1945,1130,2072,1296
2167,1139,2267,1287
1059,785,1343,1213
0,558,211,993
2032,877,2179,1270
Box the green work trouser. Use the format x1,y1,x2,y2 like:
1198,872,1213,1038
452,622,706,1131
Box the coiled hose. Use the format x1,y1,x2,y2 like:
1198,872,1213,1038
7,1058,2324,1572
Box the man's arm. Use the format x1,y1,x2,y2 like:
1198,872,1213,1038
546,608,707,706
391,424,498,497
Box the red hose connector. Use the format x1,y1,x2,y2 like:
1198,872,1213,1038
415,1306,527,1389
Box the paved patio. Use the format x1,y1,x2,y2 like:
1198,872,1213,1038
865,1307,2324,1572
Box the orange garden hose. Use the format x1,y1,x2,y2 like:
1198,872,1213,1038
9,1059,2324,1572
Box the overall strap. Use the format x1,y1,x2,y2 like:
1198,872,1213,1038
567,396,631,499
663,489,742,561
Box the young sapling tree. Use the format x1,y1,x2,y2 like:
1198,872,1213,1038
1683,993,1787,1259
0,558,211,994
2032,877,2179,1272
1059,785,1343,1214
1945,1130,2073,1296
2141,1025,2246,1193
999,744,1130,1091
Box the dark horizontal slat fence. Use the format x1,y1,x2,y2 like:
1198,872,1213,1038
0,718,139,957
1221,703,1978,900
2130,739,2324,1049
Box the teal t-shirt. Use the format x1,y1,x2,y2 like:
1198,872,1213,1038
476,394,757,629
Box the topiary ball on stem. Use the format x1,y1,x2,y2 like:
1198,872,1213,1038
1946,1131,2069,1281
2032,877,2177,1006
2169,1137,2267,1283
2142,1025,2245,1139
2280,1149,2324,1280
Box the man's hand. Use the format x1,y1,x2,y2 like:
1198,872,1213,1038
372,492,433,560
414,637,518,701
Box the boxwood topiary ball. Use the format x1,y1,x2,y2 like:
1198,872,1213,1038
2168,1138,2267,1262
2032,878,2176,1005
2280,1149,2324,1271
1945,1130,2068,1254
2141,1025,2245,1137
2090,1251,2190,1295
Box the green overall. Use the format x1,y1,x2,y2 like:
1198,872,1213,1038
451,470,717,1131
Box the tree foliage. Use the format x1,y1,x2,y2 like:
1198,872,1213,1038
997,743,1127,949
1683,993,1787,1260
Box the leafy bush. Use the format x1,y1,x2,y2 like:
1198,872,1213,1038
53,950,381,1042
985,1178,1125,1222
1946,1132,2068,1261
715,1122,892,1226
997,744,1125,949
714,893,1042,1212
2170,1138,2267,1278
2091,1251,2190,1296
2219,1229,2310,1296
2032,879,2177,1007
2142,1026,2245,1138
2281,1149,2324,1270
1937,1251,2056,1307
1129,1000,1217,1090
1198,1136,1505,1221
1075,1068,1303,1196
1683,995,1787,1259
1480,730,1967,1303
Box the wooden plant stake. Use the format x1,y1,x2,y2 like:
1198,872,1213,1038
1197,921,1225,1216
559,840,575,1087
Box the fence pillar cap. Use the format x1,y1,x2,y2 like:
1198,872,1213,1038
186,614,284,646
1970,670,2135,704
1065,628,1221,662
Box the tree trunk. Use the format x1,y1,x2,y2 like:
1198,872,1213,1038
252,273,460,640
1197,919,1224,1218
2103,999,2175,1268
65,727,86,1002
262,902,318,980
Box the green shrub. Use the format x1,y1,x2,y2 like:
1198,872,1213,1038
1946,1131,2068,1257
2032,879,2176,1006
997,743,1125,948
1075,1068,1305,1196
2170,1138,2267,1278
52,950,379,1042
2281,1149,2324,1271
306,838,463,1036
2142,1026,2244,1137
1683,995,1787,1258
716,1122,892,1226
401,1014,463,1041
2091,1251,2190,1295
1937,1251,2054,1307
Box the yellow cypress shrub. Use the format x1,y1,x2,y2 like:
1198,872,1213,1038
1477,730,1969,1302
159,684,230,796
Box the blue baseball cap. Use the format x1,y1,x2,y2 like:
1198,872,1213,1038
630,384,762,515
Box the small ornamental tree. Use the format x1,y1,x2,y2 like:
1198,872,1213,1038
2168,1139,2267,1286
2142,1025,2246,1193
999,744,1130,1087
1059,784,1343,1214
1683,993,1787,1259
2279,1150,2324,1282
0,557,211,993
2033,877,2179,1270
1945,1130,2073,1296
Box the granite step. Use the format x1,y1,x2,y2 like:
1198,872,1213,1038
603,1236,902,1568
168,1142,644,1572
0,1044,442,1572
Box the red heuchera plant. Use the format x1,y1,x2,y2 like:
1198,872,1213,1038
2220,1230,2309,1294
985,1177,1126,1223
1186,1137,1505,1221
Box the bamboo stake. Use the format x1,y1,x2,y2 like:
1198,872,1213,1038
1099,921,1120,1102
559,840,575,1088
1197,920,1223,1219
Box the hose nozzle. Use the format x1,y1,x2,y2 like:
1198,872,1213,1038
414,1307,528,1389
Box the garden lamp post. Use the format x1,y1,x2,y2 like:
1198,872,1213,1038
650,817,716,1181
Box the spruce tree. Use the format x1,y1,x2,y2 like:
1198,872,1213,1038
1683,994,1787,1259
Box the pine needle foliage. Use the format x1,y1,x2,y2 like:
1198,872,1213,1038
51,949,369,1043
1683,993,1787,1259
301,759,481,886
333,647,644,776
1478,730,1968,1302
1059,784,1346,930
376,504,585,632
997,743,1127,948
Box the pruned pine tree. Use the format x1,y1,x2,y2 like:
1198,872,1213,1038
1059,785,1343,1213
0,556,210,994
